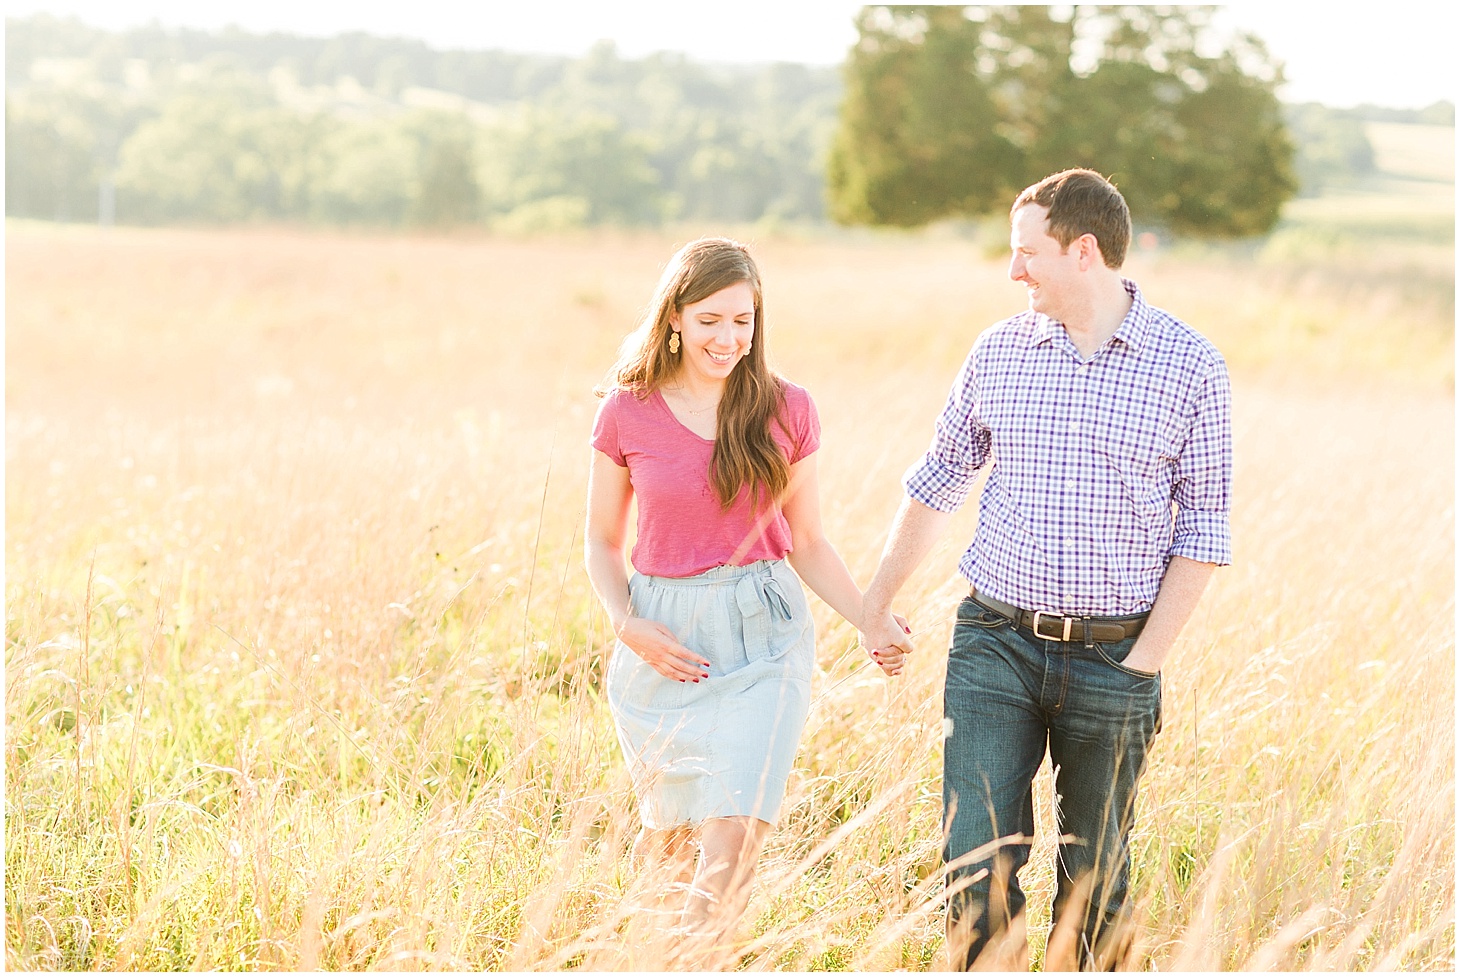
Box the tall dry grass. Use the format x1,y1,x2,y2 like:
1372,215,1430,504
5,220,1454,970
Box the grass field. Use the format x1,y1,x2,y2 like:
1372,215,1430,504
1270,121,1455,257
5,176,1455,971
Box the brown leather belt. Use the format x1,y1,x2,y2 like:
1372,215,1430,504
970,588,1149,644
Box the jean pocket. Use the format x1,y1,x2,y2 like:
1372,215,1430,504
1094,641,1159,680
957,598,1011,630
970,610,1009,629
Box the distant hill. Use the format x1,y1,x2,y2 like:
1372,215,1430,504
1337,102,1454,126
8,14,583,104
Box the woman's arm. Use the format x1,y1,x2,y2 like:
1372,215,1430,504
584,450,710,683
782,453,909,674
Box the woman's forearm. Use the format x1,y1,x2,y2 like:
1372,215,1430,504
787,535,864,626
584,538,633,633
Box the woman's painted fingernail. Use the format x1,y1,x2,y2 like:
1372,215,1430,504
905,626,912,633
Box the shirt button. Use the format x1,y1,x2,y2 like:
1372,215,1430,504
1064,480,1077,490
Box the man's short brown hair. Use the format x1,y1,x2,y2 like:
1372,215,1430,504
1012,169,1131,269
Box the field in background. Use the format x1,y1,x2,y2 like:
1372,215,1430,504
1267,121,1454,264
6,122,1455,972
6,217,1452,971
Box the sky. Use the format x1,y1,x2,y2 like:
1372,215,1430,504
7,1,1457,110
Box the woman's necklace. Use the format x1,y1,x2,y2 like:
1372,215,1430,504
666,385,720,416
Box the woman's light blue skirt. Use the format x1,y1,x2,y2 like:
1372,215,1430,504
607,558,814,828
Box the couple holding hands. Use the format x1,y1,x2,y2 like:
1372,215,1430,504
584,169,1232,970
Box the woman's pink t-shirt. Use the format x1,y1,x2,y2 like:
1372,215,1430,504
591,381,821,578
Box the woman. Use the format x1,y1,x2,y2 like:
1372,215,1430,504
585,238,906,946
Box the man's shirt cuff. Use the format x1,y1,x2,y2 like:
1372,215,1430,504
1170,509,1232,566
902,455,974,514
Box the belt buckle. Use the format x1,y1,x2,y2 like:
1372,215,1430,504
1032,611,1074,642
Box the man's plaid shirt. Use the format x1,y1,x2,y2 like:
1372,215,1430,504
904,279,1232,617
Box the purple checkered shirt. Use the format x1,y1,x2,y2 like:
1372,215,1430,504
903,279,1232,617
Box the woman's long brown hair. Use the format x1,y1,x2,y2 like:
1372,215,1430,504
597,237,792,511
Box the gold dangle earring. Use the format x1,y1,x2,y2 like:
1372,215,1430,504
668,331,681,354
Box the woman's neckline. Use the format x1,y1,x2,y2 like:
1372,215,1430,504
653,387,715,443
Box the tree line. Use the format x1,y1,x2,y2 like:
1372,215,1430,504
7,11,1451,234
6,15,838,229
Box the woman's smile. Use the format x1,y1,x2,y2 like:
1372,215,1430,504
672,280,757,383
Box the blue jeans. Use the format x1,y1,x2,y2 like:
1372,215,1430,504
942,595,1162,969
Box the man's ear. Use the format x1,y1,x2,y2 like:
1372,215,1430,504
1076,233,1103,270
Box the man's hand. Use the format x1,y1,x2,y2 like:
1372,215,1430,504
616,617,712,683
1121,556,1217,675
1120,638,1165,677
861,610,913,676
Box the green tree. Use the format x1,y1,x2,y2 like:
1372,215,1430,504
478,108,664,226
827,6,1019,226
1164,68,1295,236
5,93,102,220
828,5,1298,237
114,88,322,223
409,121,481,227
5,87,137,222
310,119,416,224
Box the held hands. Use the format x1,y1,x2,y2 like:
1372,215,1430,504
616,616,712,683
861,610,914,677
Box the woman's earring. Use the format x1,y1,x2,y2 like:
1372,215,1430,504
668,332,680,354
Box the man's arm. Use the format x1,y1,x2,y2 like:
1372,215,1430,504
1121,555,1216,675
860,496,952,655
864,339,989,666
1129,356,1231,674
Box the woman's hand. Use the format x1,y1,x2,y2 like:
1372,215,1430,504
866,612,913,677
617,617,712,683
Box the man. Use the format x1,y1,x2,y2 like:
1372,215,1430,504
862,169,1231,969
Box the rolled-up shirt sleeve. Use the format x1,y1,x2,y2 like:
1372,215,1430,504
902,347,992,513
1169,359,1233,565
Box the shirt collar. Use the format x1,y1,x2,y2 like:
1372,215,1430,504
1030,314,1063,348
1112,278,1152,354
1028,278,1152,355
